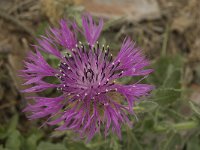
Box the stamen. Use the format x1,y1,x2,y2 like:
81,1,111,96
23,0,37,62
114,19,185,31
101,73,105,81
96,61,98,68
109,71,115,78
96,74,98,81
102,44,105,51
76,71,79,76
97,41,99,49
119,71,124,76
109,54,113,62
82,76,85,82
78,55,82,63
81,45,85,53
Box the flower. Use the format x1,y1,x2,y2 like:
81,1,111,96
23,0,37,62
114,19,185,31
20,14,154,141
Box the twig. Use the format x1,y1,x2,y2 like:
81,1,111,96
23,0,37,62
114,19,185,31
0,9,36,38
8,0,34,14
161,24,169,56
0,100,17,110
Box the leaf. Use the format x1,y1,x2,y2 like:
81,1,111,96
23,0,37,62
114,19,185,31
25,132,43,150
0,115,18,140
36,21,48,36
135,101,158,112
5,130,21,150
65,141,90,150
37,142,66,150
187,136,200,150
147,55,183,105
148,55,182,87
162,133,182,150
152,88,181,105
7,115,18,134
0,145,9,150
189,101,200,116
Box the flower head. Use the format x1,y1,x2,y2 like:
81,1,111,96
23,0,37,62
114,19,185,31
20,14,154,141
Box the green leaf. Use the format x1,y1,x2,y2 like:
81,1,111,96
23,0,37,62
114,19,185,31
37,142,66,150
135,101,158,112
25,132,43,150
65,141,90,150
152,88,181,105
187,136,200,150
189,101,200,116
162,133,182,150
0,115,18,140
36,21,48,36
0,145,9,150
5,130,21,150
147,55,183,105
148,55,182,87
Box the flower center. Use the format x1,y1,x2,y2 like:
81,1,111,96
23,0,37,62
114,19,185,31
84,68,95,82
56,41,123,98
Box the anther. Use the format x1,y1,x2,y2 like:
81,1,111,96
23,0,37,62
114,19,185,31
119,71,124,76
116,61,120,68
97,41,99,49
104,103,109,106
82,76,85,82
109,54,113,62
101,73,105,81
81,45,85,53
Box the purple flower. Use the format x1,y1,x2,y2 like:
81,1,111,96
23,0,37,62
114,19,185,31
20,14,154,141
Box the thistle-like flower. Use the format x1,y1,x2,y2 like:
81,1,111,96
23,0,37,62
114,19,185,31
21,14,154,141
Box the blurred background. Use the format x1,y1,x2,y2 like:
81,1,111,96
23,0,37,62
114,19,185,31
0,0,200,149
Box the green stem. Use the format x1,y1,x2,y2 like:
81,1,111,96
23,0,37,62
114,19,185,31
154,121,199,132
